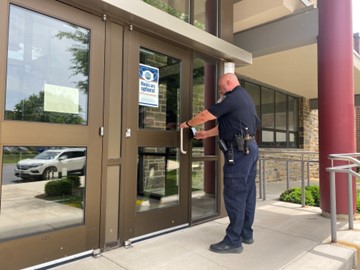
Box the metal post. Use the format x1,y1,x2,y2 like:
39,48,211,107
301,155,305,207
347,172,354,229
258,159,262,199
330,170,337,243
307,160,310,186
286,159,290,190
263,159,266,200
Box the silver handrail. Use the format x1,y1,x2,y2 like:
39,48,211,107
258,150,319,206
326,153,360,242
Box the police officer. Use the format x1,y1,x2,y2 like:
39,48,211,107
180,73,259,254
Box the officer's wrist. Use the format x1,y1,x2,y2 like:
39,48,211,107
186,120,192,127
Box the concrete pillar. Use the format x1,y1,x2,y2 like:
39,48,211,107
318,0,356,214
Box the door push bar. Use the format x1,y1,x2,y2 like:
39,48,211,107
180,128,187,154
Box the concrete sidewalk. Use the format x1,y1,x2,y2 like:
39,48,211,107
45,198,360,270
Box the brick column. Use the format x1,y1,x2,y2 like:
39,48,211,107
318,0,356,214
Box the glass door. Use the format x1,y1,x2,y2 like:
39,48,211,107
123,31,191,240
0,1,104,268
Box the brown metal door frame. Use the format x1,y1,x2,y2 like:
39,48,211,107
0,0,105,268
121,28,192,241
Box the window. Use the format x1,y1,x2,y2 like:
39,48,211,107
5,5,89,125
242,79,300,148
191,56,218,222
138,48,180,130
1,146,86,241
142,0,218,36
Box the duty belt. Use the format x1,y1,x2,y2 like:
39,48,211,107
228,136,255,147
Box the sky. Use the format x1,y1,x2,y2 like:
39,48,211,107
354,0,360,33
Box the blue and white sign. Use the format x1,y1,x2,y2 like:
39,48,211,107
139,64,159,107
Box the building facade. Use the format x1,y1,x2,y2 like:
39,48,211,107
0,0,358,269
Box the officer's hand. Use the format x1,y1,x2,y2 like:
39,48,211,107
194,130,208,140
179,122,189,129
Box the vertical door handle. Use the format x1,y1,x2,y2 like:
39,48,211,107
180,128,187,154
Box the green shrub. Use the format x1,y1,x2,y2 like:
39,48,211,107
305,185,320,206
279,186,317,206
66,175,81,188
45,179,72,196
280,185,360,213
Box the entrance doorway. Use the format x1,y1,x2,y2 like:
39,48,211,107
0,1,104,268
122,30,219,241
122,31,192,240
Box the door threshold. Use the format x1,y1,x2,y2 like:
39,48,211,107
129,223,189,244
23,250,95,270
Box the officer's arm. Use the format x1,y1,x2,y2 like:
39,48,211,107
180,109,216,128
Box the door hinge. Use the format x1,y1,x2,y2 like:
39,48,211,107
99,127,104,136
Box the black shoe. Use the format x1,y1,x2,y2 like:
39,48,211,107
209,241,243,254
242,238,254,245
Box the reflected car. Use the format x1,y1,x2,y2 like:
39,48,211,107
15,148,86,180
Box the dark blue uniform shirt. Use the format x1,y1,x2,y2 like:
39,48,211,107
208,85,260,142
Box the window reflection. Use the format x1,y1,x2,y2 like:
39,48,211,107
139,48,180,130
5,5,89,124
137,147,179,212
142,0,218,36
261,88,275,129
0,146,86,241
191,57,217,221
194,0,217,35
142,0,190,23
192,160,217,220
275,92,287,130
192,57,216,155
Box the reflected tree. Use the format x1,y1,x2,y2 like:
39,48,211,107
56,25,90,94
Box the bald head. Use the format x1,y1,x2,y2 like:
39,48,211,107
218,73,240,95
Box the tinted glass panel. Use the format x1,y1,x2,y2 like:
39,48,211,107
192,57,216,156
5,5,89,124
0,146,86,241
191,57,218,221
261,88,274,129
142,0,190,22
137,147,179,212
289,132,299,148
244,81,260,116
192,160,217,221
275,92,287,130
276,131,287,147
262,130,274,147
139,48,180,130
194,0,217,35
289,96,299,132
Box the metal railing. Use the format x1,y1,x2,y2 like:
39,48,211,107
326,153,360,243
258,150,319,206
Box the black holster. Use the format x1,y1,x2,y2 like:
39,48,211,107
235,134,250,155
218,139,234,164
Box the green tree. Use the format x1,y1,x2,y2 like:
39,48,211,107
9,91,84,124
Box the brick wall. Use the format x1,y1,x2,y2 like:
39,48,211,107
356,107,360,152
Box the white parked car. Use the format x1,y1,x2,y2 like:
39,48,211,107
15,148,86,180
